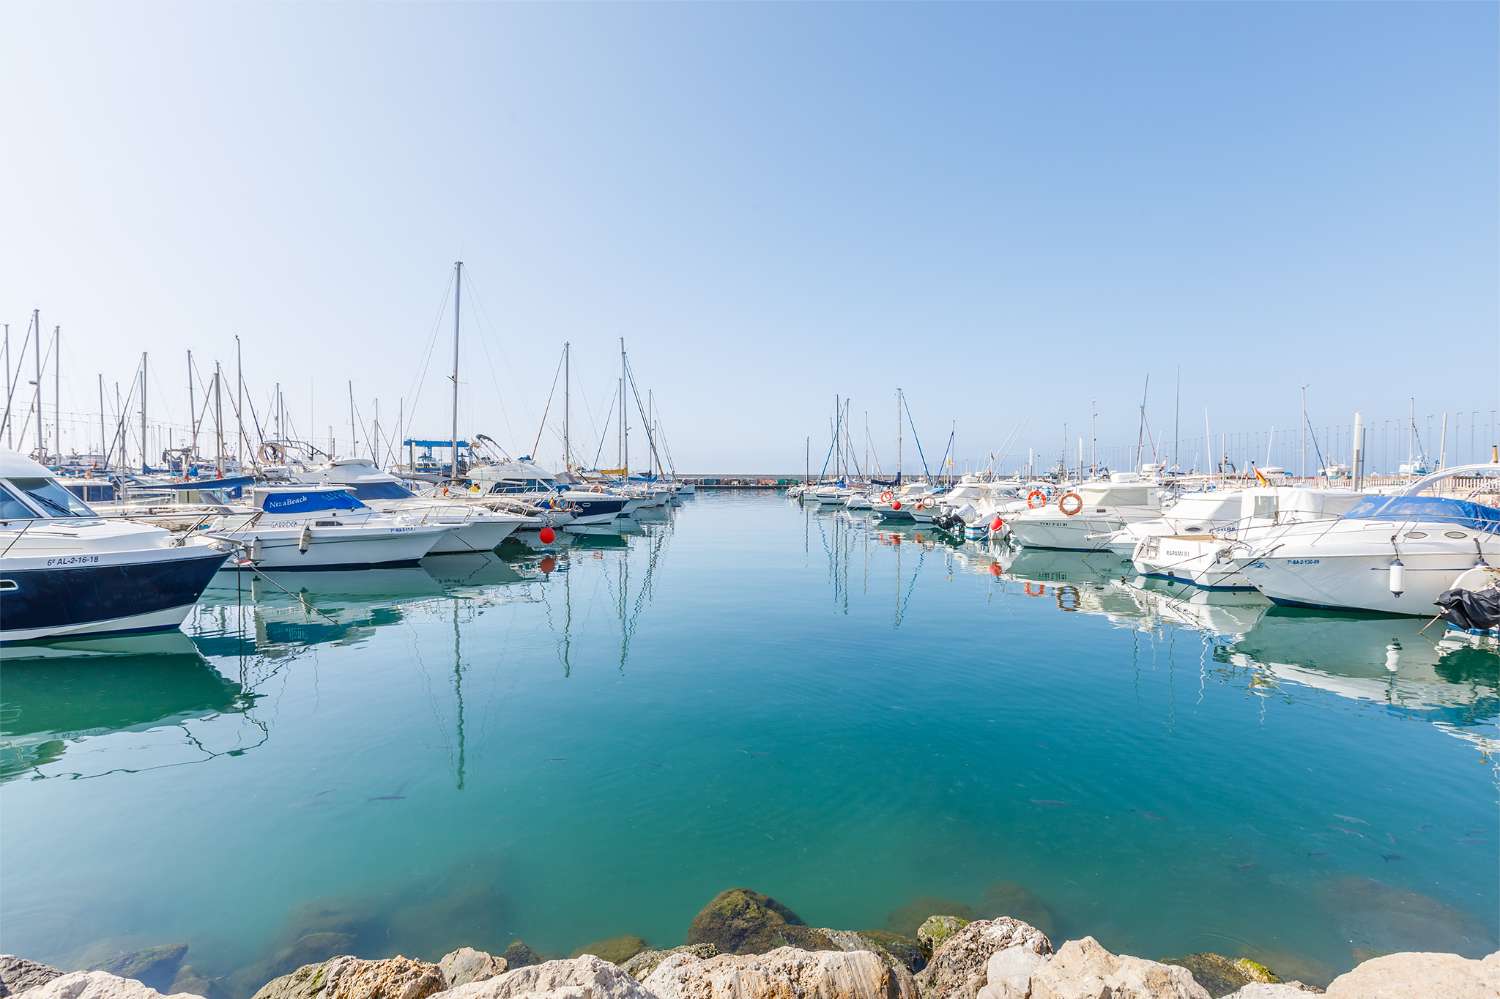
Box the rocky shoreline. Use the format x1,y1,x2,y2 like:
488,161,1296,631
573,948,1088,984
4,888,1497,999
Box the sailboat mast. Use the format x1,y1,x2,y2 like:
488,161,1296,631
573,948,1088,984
235,334,244,466
139,352,148,472
214,362,224,477
53,327,59,460
187,350,197,458
1173,367,1180,471
620,337,628,475
450,260,462,480
33,310,41,458
896,388,902,477
348,381,355,459
563,341,570,470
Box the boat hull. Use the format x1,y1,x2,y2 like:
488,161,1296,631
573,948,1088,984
214,525,451,570
425,519,521,554
1236,551,1488,616
0,546,231,643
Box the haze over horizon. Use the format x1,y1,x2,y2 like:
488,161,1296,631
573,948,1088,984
2,1,1497,473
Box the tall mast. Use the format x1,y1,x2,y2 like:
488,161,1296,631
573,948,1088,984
620,337,628,475
187,350,197,458
450,260,462,480
33,309,42,458
1173,366,1180,471
1300,385,1307,480
97,374,106,468
563,341,571,470
235,335,244,465
139,352,148,472
348,381,356,458
896,388,903,477
52,327,59,459
214,362,224,477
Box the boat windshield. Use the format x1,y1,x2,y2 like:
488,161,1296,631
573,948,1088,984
6,477,98,518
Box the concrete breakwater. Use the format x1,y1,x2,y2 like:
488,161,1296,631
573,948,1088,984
4,888,1498,999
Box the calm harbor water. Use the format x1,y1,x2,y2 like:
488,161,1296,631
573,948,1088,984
2,491,1497,990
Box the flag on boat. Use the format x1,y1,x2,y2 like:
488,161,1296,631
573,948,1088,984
1254,465,1270,486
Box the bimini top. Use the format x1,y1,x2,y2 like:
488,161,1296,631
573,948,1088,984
1341,495,1500,534
257,486,367,514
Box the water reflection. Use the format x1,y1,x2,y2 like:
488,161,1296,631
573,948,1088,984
0,633,260,782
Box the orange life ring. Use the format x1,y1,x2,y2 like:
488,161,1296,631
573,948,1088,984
1023,581,1046,597
916,501,927,510
1058,492,1084,517
881,490,894,503
1027,489,1048,509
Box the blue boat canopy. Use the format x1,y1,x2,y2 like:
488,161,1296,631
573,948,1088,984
403,439,469,448
1341,495,1500,534
159,475,256,491
260,489,366,514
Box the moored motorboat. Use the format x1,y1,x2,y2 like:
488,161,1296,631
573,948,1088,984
0,451,233,642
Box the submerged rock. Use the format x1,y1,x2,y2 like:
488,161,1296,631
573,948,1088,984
1160,954,1277,996
167,966,229,999
916,919,969,960
97,946,190,994
914,918,1051,999
569,938,648,965
642,946,914,999
621,947,718,982
250,955,446,999
686,889,834,955
1027,937,1208,999
18,970,206,999
435,955,653,999
498,944,542,972
242,933,360,992
438,950,507,989
885,900,979,940
1323,950,1500,998
1,955,64,996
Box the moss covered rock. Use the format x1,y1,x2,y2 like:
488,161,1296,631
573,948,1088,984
570,936,649,965
884,898,978,938
97,945,189,993
1161,953,1279,997
501,942,544,970
685,888,835,955
916,916,969,958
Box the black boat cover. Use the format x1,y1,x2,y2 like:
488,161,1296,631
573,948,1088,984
1435,586,1500,631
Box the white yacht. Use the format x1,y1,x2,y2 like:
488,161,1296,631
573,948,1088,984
468,459,631,527
1099,490,1245,557
1006,474,1161,551
291,458,526,554
872,482,942,521
204,485,454,570
1132,486,1364,591
0,451,233,642
1226,464,1500,615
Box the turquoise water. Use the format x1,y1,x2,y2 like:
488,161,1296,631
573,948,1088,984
2,491,1497,990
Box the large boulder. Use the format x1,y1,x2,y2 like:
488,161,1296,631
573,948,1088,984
974,948,1046,999
621,947,719,983
821,931,925,975
642,947,914,999
686,890,835,956
569,938,649,966
15,970,205,999
250,955,447,999
435,956,654,999
438,951,507,989
96,947,190,994
0,956,63,997
1160,955,1278,997
1027,938,1208,999
1323,950,1500,998
914,919,1051,999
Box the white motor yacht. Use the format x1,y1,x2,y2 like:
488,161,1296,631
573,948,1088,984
204,485,454,570
0,451,233,642
291,458,527,554
1099,490,1245,557
1006,474,1161,551
1132,486,1364,591
468,459,631,527
1224,464,1500,615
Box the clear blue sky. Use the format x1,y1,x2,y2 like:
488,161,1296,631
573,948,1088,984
2,1,1496,473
